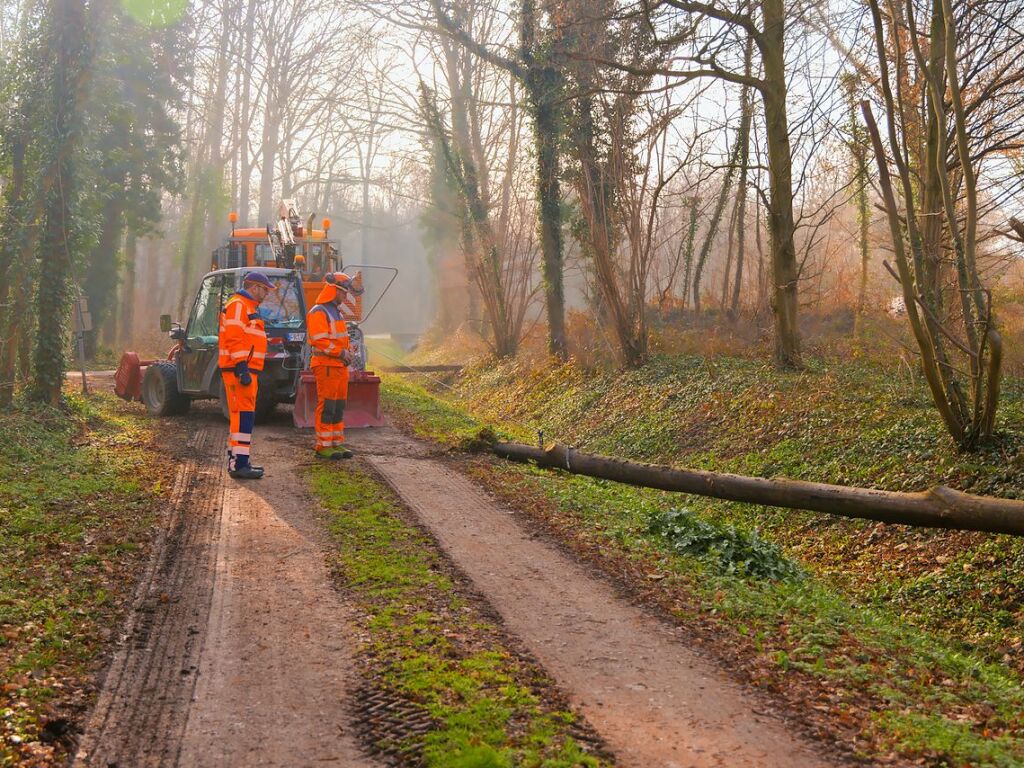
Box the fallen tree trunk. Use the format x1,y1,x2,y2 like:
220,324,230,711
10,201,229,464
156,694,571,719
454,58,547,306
381,364,464,373
493,442,1024,536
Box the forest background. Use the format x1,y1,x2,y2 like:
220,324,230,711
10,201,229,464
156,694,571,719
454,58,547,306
0,0,1023,448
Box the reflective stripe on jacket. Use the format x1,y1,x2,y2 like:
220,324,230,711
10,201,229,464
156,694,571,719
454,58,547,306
218,291,267,371
307,302,350,369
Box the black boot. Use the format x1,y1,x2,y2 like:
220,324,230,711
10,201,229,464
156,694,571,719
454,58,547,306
335,447,353,459
229,465,264,480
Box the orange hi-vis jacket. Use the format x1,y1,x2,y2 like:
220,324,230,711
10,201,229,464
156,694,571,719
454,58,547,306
218,291,267,371
308,283,350,369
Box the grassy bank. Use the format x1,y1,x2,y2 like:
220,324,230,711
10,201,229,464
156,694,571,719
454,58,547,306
0,394,167,766
309,462,605,767
381,355,1024,766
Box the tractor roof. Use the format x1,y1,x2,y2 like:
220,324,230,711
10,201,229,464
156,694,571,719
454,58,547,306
201,266,300,280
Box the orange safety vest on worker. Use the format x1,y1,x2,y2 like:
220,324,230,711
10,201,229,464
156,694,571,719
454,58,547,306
218,291,267,372
308,281,352,455
218,287,269,475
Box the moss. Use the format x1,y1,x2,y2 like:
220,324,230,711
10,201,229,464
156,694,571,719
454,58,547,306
0,393,163,765
309,464,603,767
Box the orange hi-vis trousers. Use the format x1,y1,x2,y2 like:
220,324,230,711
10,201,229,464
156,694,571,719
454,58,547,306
314,365,348,450
222,371,258,470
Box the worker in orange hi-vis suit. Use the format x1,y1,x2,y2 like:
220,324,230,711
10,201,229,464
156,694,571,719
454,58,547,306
307,272,363,459
218,272,275,479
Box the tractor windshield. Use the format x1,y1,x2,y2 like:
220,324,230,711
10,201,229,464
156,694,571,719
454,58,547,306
257,274,305,329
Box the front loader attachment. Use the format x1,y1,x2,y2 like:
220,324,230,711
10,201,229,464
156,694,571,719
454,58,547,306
291,368,385,429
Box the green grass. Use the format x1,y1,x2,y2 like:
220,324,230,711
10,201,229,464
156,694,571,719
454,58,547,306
1,393,162,766
381,376,495,447
380,357,1024,766
309,463,604,768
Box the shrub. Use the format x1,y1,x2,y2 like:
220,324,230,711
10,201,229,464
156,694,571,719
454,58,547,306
647,508,801,581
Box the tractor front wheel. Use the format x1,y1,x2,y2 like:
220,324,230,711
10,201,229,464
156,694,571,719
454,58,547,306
141,360,190,416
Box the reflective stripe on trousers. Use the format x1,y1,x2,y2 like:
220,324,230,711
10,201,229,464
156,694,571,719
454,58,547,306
222,371,257,470
314,365,348,449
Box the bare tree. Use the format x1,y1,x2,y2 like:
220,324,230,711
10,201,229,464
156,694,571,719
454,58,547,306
861,0,1011,449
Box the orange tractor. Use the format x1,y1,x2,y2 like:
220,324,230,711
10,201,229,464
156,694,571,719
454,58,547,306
114,201,394,428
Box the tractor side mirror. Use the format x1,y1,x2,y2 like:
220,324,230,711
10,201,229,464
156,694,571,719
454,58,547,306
160,314,172,333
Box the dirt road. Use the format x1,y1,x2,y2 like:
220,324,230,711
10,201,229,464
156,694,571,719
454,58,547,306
74,408,370,768
358,429,834,768
75,403,841,767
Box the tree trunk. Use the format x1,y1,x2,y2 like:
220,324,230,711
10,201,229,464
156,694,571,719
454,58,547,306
238,0,255,225
202,3,232,254
844,72,871,337
84,194,125,358
119,233,136,346
520,0,566,360
692,140,740,313
32,0,88,405
494,442,1024,536
528,69,567,360
177,170,207,318
679,196,699,311
433,42,514,356
730,42,754,319
0,132,27,406
258,96,278,225
720,202,737,310
759,0,802,368
362,173,371,263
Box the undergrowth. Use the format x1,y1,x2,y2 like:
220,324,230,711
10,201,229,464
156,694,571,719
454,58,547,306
0,393,162,766
647,508,801,581
381,357,1024,766
309,462,604,768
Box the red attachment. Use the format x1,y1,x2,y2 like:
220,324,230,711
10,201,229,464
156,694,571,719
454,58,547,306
291,368,384,429
114,351,154,402
346,369,384,428
292,370,317,428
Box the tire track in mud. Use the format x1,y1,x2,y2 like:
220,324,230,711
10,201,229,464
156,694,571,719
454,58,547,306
175,428,372,767
75,413,373,768
353,427,842,768
74,427,223,767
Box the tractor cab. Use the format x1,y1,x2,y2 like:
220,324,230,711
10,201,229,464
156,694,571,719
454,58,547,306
176,267,306,407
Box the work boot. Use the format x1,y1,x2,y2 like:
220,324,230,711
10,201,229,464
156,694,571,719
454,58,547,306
229,465,264,480
315,447,343,460
335,447,353,459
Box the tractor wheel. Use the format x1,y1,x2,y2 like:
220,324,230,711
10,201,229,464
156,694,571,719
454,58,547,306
141,361,190,417
255,386,276,423
218,374,230,421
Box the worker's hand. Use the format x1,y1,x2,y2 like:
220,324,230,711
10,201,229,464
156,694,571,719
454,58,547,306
235,361,253,386
340,349,353,366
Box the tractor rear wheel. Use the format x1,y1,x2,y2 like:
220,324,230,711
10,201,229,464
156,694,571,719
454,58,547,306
141,360,190,416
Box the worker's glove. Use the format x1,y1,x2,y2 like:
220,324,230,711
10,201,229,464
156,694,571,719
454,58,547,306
234,361,253,386
340,349,353,366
